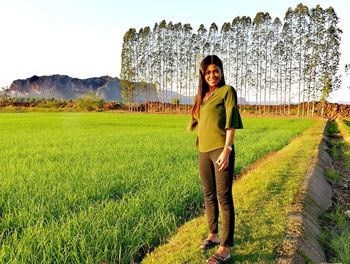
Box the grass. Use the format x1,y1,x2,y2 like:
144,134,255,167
327,120,340,134
142,119,325,263
327,141,345,160
343,119,350,127
325,169,342,182
338,118,350,143
0,113,316,263
327,120,345,159
320,205,350,264
0,105,78,112
338,118,350,170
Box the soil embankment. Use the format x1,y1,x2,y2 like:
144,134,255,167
276,135,332,263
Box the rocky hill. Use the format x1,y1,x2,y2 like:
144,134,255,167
6,75,122,101
4,74,248,104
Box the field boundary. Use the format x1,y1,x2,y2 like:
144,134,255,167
275,123,332,263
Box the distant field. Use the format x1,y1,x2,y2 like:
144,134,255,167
0,113,316,263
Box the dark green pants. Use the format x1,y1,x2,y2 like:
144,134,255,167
199,147,235,247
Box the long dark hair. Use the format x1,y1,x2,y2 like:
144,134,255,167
191,55,226,119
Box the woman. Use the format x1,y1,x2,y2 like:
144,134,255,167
188,55,243,264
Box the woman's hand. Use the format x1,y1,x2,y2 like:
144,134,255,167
216,149,230,171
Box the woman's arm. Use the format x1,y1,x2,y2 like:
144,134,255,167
225,128,235,147
216,128,235,171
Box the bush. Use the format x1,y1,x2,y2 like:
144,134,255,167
36,101,63,108
328,121,340,134
76,93,104,111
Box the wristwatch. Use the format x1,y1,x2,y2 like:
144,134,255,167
225,144,233,151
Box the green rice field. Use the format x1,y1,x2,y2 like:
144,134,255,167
0,113,316,263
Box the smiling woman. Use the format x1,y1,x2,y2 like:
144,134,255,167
188,55,243,264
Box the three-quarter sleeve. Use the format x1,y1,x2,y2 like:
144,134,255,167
224,86,243,129
187,116,198,132
187,95,199,132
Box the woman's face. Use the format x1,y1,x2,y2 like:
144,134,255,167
204,64,222,89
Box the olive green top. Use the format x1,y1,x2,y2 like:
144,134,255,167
188,85,243,152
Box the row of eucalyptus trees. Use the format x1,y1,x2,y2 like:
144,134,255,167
120,3,342,115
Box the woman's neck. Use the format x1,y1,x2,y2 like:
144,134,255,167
208,86,217,93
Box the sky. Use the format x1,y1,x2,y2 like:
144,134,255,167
0,0,349,102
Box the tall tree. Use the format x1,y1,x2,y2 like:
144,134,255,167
174,22,183,108
150,22,161,108
120,28,137,110
283,8,295,115
309,5,326,116
231,17,240,90
252,12,265,112
322,7,342,97
261,12,272,113
270,17,282,112
220,22,231,83
240,16,252,111
197,24,208,57
293,3,309,115
208,23,220,55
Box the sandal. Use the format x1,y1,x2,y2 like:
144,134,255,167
200,239,220,251
206,253,232,264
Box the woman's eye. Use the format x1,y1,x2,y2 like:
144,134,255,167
206,70,219,75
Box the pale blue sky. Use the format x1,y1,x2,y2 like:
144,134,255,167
0,0,349,102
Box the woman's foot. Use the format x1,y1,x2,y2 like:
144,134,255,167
206,246,231,263
200,233,220,251
206,246,232,264
215,246,230,258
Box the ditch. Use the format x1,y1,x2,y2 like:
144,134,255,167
319,120,350,264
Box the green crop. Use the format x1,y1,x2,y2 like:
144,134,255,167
0,113,315,263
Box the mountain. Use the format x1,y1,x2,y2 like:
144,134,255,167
336,100,350,105
5,74,248,104
6,75,122,101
